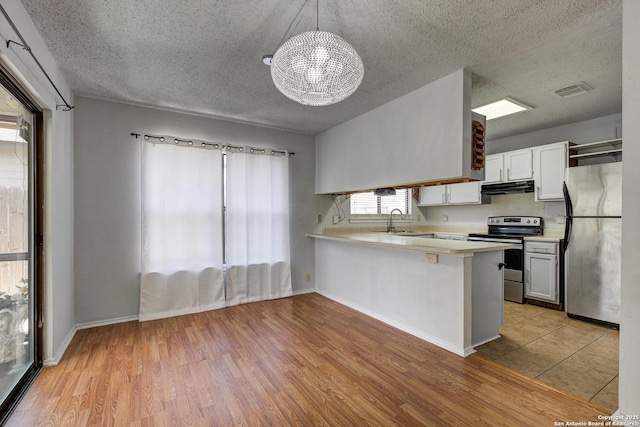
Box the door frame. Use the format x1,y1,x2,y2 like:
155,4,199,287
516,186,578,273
0,66,44,424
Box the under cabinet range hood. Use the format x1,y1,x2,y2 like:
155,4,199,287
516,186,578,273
481,180,535,195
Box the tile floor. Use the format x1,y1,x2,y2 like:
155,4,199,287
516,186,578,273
475,302,619,411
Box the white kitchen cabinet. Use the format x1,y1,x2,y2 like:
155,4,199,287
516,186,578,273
419,185,447,205
484,155,504,184
483,149,533,184
448,181,482,204
533,141,568,201
418,181,484,206
524,241,559,304
504,149,534,181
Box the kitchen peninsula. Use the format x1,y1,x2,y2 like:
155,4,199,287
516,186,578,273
308,232,511,357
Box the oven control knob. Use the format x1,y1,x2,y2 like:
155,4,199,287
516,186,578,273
527,219,531,224
533,219,537,224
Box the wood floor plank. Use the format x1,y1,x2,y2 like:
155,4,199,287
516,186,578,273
6,293,611,426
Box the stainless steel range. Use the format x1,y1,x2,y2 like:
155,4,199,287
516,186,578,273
468,216,543,303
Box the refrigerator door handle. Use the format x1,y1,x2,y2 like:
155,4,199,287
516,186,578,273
563,182,573,251
564,217,573,253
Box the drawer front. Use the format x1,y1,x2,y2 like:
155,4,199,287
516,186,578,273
525,241,557,254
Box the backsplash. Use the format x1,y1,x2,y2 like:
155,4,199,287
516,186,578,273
316,191,566,234
491,193,565,230
418,204,491,227
418,193,565,230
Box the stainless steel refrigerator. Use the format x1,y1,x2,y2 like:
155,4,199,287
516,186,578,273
563,162,622,327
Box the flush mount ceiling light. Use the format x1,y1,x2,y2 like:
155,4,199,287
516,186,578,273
472,97,533,120
268,0,364,106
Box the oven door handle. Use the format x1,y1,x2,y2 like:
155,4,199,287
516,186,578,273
498,262,507,270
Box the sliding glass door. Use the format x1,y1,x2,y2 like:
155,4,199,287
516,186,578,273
0,70,42,420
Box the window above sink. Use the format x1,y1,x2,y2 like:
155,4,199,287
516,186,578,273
350,188,411,215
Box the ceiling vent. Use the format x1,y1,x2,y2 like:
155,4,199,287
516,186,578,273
552,81,592,98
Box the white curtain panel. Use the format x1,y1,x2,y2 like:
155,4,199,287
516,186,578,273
139,143,225,321
225,150,292,306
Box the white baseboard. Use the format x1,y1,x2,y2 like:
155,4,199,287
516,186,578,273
43,325,77,366
76,314,139,330
292,287,316,296
43,292,322,367
316,289,468,357
43,315,139,366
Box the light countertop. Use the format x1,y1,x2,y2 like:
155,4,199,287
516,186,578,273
321,226,564,242
524,229,564,242
307,233,513,255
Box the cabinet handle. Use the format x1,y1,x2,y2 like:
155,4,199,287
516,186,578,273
507,168,510,180
537,186,541,198
499,169,503,182
527,269,531,286
442,193,445,203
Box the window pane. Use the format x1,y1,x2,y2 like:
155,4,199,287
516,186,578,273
350,192,378,214
0,89,34,407
350,189,410,215
381,189,409,214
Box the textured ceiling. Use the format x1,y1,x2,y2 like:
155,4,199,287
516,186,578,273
19,0,621,139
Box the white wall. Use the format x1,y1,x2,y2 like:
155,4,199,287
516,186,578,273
73,97,316,325
487,113,621,154
0,2,75,364
619,0,640,414
315,69,481,194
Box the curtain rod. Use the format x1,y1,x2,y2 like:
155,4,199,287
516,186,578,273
0,4,74,112
131,132,295,156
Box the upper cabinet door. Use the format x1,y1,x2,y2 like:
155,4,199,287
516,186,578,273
533,142,568,201
484,154,504,184
447,181,481,204
419,185,447,205
504,149,533,181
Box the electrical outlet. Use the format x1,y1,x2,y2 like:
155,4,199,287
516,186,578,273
305,274,311,282
425,253,439,264
557,216,566,224
332,215,340,224
316,214,322,223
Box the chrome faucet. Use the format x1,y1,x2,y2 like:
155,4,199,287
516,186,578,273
387,208,403,233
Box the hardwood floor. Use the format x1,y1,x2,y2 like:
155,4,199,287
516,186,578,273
7,293,611,426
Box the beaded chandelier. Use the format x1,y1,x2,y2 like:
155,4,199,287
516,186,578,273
270,30,364,106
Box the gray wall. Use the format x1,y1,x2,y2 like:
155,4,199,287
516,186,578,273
74,97,316,325
620,0,640,413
